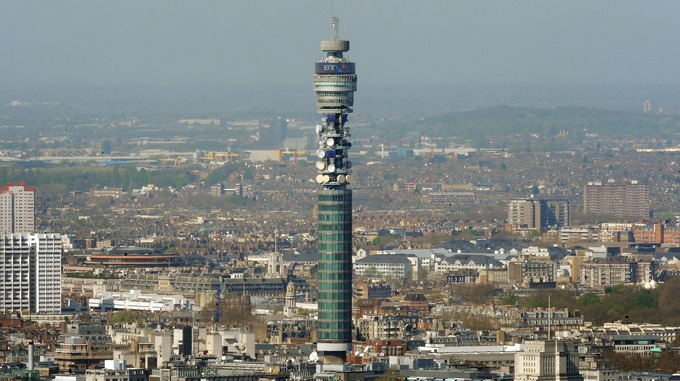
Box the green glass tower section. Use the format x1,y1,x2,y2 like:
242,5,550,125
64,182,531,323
313,16,357,364
317,189,353,354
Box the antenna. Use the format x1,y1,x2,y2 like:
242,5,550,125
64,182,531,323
331,16,339,40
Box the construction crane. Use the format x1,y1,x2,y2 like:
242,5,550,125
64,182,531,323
201,151,241,163
158,156,184,167
279,150,307,163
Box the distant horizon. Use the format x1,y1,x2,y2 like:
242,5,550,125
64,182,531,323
2,82,678,117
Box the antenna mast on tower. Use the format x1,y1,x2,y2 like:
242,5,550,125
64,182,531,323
331,16,339,39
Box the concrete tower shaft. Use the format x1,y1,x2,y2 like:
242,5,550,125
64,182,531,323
313,16,356,365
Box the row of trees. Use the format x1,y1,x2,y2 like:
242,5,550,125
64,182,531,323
520,279,680,326
0,164,197,193
606,350,680,374
450,277,680,327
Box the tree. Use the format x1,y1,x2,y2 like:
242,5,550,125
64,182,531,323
363,265,379,279
450,284,495,304
502,290,520,306
110,310,145,325
579,292,599,305
377,369,402,381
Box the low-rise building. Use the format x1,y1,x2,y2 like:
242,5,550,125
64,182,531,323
354,254,414,280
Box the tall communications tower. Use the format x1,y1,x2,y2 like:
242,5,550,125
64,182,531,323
313,16,357,365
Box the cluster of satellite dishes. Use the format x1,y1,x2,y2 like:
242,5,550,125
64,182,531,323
314,118,353,185
315,173,353,184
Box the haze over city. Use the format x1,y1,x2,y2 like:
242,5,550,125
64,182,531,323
2,1,680,114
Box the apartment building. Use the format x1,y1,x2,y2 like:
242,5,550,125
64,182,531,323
508,198,569,231
583,180,649,219
0,182,35,234
0,233,62,313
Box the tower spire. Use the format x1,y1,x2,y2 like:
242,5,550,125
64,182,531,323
331,16,339,40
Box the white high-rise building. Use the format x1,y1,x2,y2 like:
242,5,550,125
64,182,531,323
514,340,583,381
0,233,62,313
0,182,35,234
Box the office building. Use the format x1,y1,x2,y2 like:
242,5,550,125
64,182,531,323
0,182,35,234
313,16,357,365
583,180,650,219
508,198,569,230
514,340,583,381
0,233,62,314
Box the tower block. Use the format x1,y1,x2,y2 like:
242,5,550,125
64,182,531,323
313,17,357,365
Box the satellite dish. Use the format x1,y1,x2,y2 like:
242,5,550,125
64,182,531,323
337,174,346,183
326,138,335,147
309,351,318,362
316,175,324,184
345,174,353,183
316,161,326,170
327,164,336,172
345,161,352,169
316,149,325,159
322,174,330,183
315,125,323,134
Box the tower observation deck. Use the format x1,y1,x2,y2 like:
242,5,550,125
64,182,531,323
313,16,356,365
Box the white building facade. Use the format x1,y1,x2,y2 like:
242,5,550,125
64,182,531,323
514,340,583,381
0,233,62,313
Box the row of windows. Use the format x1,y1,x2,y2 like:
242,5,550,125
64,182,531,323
318,244,351,252
319,273,351,281
318,204,352,212
318,282,351,291
318,316,352,327
319,193,352,202
317,224,350,232
317,251,351,258
314,81,357,87
318,263,350,271
317,256,351,262
317,99,353,105
319,214,351,222
318,292,351,301
318,235,351,243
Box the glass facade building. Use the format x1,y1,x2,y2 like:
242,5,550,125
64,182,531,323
313,17,356,363
317,189,353,350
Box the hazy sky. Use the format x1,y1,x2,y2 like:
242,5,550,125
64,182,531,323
2,1,679,88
